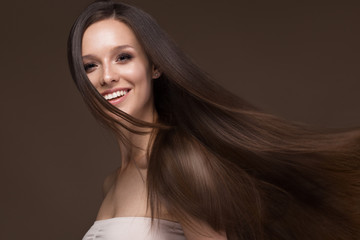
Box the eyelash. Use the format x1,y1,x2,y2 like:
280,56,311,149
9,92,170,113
83,53,133,73
84,63,97,72
116,53,133,62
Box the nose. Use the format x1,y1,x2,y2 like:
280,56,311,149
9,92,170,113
101,63,119,86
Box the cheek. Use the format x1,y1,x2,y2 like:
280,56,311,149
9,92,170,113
126,64,152,87
87,72,102,88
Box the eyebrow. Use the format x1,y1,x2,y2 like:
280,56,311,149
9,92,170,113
82,44,134,59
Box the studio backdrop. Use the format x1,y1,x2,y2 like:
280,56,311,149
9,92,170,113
1,0,359,239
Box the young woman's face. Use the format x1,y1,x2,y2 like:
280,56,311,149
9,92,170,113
82,19,159,122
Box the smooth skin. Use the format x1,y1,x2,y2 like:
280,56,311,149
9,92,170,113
82,19,227,240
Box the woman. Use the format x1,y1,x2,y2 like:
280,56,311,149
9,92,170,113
68,1,360,239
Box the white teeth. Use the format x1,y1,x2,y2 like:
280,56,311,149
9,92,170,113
104,90,128,100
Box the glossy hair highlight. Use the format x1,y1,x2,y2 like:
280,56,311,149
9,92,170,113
68,1,360,239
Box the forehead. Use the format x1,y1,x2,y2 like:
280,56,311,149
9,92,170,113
82,19,140,55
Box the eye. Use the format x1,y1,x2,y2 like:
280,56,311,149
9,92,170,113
83,63,97,73
116,53,133,63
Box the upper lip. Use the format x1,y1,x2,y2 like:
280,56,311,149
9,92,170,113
101,87,131,96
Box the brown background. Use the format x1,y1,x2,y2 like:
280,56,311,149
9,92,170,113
1,0,359,239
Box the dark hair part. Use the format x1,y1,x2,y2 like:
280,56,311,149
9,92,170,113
68,1,360,239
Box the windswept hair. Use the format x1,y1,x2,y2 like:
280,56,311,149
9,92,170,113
68,1,360,239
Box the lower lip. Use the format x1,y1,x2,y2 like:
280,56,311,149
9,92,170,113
107,90,131,105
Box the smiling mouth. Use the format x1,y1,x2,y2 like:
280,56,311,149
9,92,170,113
104,89,130,101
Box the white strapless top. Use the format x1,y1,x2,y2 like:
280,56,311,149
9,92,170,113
82,217,186,240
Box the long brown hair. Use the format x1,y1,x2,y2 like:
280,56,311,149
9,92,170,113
67,1,360,239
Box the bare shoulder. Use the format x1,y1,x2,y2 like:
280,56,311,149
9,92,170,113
102,167,120,197
181,218,227,240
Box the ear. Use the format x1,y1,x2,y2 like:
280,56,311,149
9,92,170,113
151,65,162,79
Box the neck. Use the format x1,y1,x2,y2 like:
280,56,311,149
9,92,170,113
116,109,158,171
117,129,153,170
